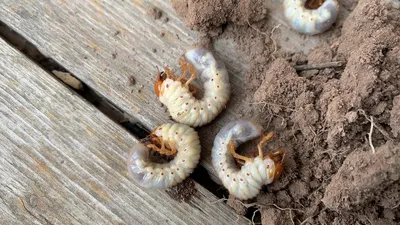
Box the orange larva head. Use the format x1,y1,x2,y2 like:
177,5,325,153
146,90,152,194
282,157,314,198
154,69,167,97
267,149,286,181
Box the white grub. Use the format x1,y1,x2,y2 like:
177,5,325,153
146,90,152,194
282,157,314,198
283,0,339,35
127,123,201,189
155,48,230,127
212,120,286,200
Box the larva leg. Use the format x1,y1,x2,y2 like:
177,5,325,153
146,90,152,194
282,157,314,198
146,136,176,156
257,132,275,158
264,149,286,164
167,140,177,155
184,61,196,87
266,149,286,181
164,67,175,80
177,58,187,82
228,140,253,163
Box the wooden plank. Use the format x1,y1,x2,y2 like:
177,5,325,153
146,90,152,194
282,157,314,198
0,38,248,224
0,0,349,181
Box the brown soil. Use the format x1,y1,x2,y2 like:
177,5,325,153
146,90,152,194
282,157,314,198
172,0,400,224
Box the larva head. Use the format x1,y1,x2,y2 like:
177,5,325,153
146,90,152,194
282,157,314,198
154,70,167,97
267,149,286,181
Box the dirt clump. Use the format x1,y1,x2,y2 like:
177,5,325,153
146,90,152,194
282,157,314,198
322,141,400,211
390,96,400,137
171,0,268,33
165,178,197,202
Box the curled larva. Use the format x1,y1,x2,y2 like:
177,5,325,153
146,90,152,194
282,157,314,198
283,0,339,35
154,48,230,127
127,123,201,189
211,120,286,200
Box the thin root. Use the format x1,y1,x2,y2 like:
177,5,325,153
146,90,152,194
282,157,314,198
246,21,281,60
357,109,395,154
210,198,302,225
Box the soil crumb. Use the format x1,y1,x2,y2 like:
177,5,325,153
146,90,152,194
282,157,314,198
226,195,247,216
322,141,400,211
166,178,197,202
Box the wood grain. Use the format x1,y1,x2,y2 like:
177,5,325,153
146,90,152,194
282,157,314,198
0,0,349,182
0,38,248,224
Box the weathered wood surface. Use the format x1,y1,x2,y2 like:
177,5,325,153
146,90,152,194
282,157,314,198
0,39,248,224
0,0,350,182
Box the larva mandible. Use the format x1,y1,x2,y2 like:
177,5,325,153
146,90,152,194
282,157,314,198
211,120,286,200
154,48,230,127
127,123,201,189
283,0,339,35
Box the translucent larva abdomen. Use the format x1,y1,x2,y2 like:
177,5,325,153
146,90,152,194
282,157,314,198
283,0,339,35
156,48,230,127
211,120,286,200
127,123,201,189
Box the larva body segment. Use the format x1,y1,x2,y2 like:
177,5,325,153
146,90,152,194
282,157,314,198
157,48,230,127
127,123,201,189
212,120,285,200
283,0,339,35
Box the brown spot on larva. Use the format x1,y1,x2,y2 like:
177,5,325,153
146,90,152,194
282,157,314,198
233,178,236,182
181,138,183,141
186,103,188,105
182,160,185,162
150,172,153,175
175,132,178,135
227,174,230,177
180,96,183,98
220,162,223,165
219,153,222,155
166,84,169,88
222,168,225,171
184,149,187,151
211,79,214,81
214,96,217,99
161,172,164,176
193,107,197,110
266,165,270,169
208,104,211,106
200,108,203,110
246,173,250,176
216,73,219,76
171,172,174,174
158,128,162,130
240,178,243,181
217,85,220,88
177,168,180,170
222,142,224,145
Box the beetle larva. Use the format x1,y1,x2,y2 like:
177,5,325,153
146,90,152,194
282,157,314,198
154,48,230,127
127,123,201,189
283,0,339,35
212,120,286,200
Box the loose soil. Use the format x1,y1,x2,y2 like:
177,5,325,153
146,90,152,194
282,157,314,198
172,0,400,224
